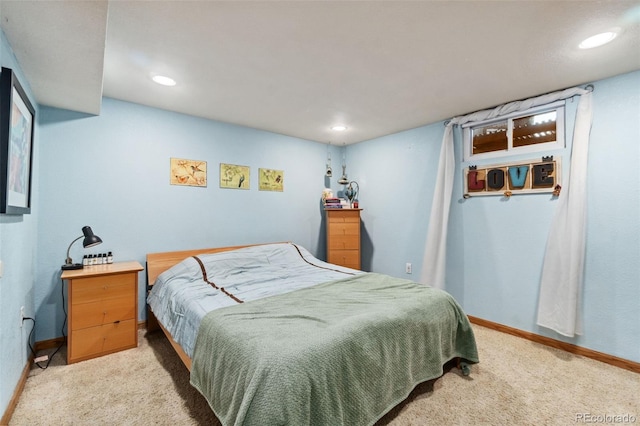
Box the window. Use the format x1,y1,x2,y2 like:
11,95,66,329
463,101,565,161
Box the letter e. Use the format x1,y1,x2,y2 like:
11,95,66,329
533,163,555,188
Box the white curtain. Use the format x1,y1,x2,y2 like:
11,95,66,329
420,124,455,289
421,86,592,336
537,91,593,337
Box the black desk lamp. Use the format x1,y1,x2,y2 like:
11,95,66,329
61,226,103,270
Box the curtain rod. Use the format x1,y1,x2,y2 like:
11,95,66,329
443,84,595,127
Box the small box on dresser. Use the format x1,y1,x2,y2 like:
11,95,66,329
61,261,144,364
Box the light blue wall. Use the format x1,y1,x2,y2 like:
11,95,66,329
35,98,344,342
341,124,442,276
348,70,640,363
0,31,39,417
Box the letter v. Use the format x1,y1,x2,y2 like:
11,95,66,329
508,165,529,189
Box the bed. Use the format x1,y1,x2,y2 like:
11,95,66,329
146,242,478,425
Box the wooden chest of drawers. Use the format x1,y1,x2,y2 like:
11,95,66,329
62,261,143,364
326,208,362,269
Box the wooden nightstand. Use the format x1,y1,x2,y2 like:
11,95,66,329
326,208,362,269
61,261,143,364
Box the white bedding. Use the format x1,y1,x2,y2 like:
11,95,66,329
147,242,362,358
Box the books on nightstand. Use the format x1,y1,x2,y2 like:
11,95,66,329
323,198,343,208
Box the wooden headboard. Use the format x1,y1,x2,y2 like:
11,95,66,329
146,242,286,286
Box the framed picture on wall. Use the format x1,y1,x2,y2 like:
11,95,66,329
170,158,207,187
259,168,284,192
220,163,250,189
0,67,35,215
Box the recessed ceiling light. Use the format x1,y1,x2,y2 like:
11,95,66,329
152,75,177,86
331,125,347,131
579,30,619,49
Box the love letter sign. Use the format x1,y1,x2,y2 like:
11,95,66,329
463,156,561,198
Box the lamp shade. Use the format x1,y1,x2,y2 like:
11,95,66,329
82,226,102,248
62,226,103,270
338,164,349,185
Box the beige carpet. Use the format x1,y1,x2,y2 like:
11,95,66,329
10,325,640,425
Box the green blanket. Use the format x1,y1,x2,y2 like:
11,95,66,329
190,273,479,426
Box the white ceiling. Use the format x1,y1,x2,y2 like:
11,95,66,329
1,1,639,145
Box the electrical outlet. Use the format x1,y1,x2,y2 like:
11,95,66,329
405,263,412,274
20,306,25,328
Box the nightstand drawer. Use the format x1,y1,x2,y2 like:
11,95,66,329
70,274,135,305
71,295,136,330
70,319,137,361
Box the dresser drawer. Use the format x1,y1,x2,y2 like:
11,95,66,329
328,250,360,269
328,234,360,250
71,294,136,330
70,274,135,305
70,319,137,361
328,222,359,237
327,210,360,223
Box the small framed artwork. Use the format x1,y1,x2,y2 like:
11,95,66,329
170,158,207,187
259,168,284,192
0,67,36,215
220,163,250,189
